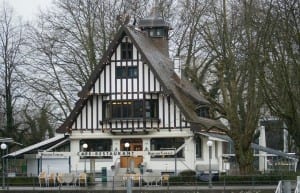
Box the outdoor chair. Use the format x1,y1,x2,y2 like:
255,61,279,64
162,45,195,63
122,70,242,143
78,172,87,187
132,174,141,186
161,174,169,186
57,173,64,186
47,173,57,186
38,171,47,187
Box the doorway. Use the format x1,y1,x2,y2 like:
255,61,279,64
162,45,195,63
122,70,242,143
120,138,143,168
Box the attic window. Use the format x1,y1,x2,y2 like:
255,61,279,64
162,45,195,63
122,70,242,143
121,42,133,60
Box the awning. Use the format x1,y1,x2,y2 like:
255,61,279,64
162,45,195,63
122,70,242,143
196,132,298,161
251,143,298,161
4,135,67,158
196,132,231,142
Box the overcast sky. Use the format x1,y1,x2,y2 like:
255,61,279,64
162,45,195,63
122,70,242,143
4,0,53,21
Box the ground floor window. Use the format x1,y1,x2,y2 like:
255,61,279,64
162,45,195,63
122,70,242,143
195,136,202,159
150,137,184,158
80,139,112,159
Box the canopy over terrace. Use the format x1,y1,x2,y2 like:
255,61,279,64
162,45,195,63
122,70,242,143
3,135,68,158
196,132,299,172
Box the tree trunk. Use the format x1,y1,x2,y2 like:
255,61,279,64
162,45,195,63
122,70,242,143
233,136,254,174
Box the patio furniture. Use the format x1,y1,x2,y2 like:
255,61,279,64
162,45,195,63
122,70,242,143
38,171,47,187
78,172,87,187
47,173,56,186
63,173,74,186
57,173,64,186
161,174,169,186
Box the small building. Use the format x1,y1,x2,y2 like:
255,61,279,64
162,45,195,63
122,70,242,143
6,8,226,178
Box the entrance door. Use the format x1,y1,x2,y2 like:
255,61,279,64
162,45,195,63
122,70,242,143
120,139,143,168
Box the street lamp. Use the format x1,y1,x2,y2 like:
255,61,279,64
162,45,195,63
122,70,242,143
207,140,213,189
124,142,131,193
124,142,130,173
1,143,7,189
82,143,88,173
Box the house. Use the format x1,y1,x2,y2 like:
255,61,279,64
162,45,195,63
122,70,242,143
6,7,226,178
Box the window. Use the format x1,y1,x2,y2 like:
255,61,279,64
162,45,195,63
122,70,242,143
116,66,138,79
103,100,158,119
80,139,112,159
121,42,133,60
195,137,202,159
196,106,210,118
149,28,165,37
53,142,70,152
150,138,184,158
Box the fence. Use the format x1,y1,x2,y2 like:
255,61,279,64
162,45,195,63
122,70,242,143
0,174,294,192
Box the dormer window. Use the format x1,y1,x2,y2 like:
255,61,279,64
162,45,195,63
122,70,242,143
196,106,210,118
149,28,165,37
121,42,133,60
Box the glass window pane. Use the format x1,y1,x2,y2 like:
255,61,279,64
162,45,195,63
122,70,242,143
121,42,133,60
196,137,202,158
133,101,143,117
128,66,138,78
112,102,122,118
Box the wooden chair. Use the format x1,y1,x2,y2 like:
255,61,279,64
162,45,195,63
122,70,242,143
132,174,141,186
78,172,87,187
47,173,56,186
57,173,64,186
71,173,78,186
38,171,47,187
161,174,169,186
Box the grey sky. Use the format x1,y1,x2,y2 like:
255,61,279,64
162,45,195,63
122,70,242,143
5,0,53,21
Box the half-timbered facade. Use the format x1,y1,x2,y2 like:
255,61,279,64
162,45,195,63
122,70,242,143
6,9,229,178
52,9,227,178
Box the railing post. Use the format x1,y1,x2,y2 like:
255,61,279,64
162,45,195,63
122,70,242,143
223,175,226,193
296,176,300,193
112,176,114,192
283,180,291,193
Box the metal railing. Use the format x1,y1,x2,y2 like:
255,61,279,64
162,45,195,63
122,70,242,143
0,173,296,191
295,181,299,193
275,180,282,193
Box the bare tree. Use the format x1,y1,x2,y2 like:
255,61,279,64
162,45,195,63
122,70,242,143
175,0,271,174
22,0,160,122
260,0,300,153
0,2,26,140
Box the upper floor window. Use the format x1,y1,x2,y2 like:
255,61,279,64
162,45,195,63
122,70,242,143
103,99,158,119
196,106,210,118
121,42,133,60
116,66,138,79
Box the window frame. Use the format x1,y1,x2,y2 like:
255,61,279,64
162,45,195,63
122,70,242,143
195,136,202,159
121,42,133,60
115,66,138,79
103,99,159,120
79,139,113,159
150,137,185,159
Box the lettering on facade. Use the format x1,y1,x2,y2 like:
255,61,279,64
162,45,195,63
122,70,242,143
77,150,175,157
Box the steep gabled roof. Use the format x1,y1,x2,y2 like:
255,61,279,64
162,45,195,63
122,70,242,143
56,25,224,133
